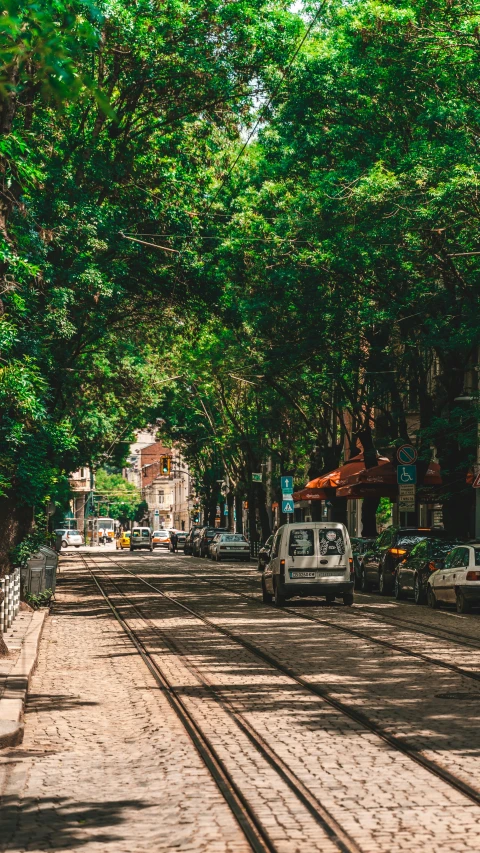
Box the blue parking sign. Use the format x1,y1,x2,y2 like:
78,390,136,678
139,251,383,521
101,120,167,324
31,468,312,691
397,465,417,484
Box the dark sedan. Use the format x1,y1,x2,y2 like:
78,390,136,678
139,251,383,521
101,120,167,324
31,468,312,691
196,526,228,557
394,538,458,604
361,527,447,595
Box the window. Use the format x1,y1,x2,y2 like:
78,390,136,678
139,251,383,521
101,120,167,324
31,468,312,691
445,549,459,569
158,490,164,505
411,541,427,558
319,528,345,556
141,529,150,538
290,529,315,556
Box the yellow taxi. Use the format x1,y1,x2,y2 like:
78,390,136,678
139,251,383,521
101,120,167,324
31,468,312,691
116,531,131,550
152,529,171,548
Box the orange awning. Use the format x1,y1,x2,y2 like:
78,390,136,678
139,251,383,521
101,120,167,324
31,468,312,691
305,454,369,490
347,459,442,488
293,487,328,501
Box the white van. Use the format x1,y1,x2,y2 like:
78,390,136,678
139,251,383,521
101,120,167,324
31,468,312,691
261,522,354,607
130,527,153,552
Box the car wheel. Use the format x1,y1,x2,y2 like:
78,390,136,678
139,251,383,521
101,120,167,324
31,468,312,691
378,571,392,596
414,575,426,605
427,586,437,609
394,574,405,600
61,540,68,549
456,590,471,614
262,576,273,604
326,594,335,605
273,578,285,607
343,592,354,606
360,568,371,592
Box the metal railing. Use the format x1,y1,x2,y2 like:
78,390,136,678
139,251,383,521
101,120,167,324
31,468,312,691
0,567,20,633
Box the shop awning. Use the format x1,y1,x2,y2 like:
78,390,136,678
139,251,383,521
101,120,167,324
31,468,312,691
336,459,442,498
304,453,390,492
292,487,328,501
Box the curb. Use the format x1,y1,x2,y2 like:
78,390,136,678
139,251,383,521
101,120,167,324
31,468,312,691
0,610,47,749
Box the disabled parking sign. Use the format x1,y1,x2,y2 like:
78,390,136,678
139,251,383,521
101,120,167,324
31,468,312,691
397,465,417,484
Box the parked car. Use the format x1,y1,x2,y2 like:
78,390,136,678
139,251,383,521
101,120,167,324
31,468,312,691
257,534,274,572
262,522,354,607
168,529,187,551
428,544,480,613
152,529,170,549
196,526,228,558
57,529,83,549
130,527,153,552
116,531,131,550
395,538,458,603
184,527,202,555
351,537,375,586
360,527,446,595
209,533,250,561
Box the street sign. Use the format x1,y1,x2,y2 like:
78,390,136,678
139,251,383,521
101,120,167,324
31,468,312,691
252,472,262,482
398,483,416,511
397,465,417,484
282,499,294,514
399,483,416,511
397,444,418,465
282,493,293,501
224,505,229,515
473,473,480,488
281,476,293,492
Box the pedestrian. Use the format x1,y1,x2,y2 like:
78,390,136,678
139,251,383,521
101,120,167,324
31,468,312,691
170,530,178,553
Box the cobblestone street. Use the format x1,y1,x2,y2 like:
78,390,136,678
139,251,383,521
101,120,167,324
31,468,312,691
2,549,480,852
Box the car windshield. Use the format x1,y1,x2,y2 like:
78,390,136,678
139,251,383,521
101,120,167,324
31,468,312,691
319,528,345,555
221,534,246,542
396,534,428,548
430,540,457,558
68,531,80,535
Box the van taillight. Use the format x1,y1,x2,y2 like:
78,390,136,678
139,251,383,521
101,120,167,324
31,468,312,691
280,558,286,581
349,558,354,573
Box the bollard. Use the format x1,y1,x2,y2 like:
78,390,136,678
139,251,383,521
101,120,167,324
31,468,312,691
6,573,13,628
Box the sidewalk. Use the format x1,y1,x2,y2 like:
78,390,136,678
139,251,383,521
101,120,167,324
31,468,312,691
0,610,47,748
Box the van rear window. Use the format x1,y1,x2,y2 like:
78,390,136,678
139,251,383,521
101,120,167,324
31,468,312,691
319,529,345,555
141,529,150,538
289,529,314,556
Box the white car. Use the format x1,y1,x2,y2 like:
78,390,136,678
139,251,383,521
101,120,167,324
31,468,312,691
59,529,83,548
209,533,250,561
427,544,480,613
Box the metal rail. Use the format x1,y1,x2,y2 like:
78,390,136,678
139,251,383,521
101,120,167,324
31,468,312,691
93,552,480,808
84,556,361,853
153,559,480,678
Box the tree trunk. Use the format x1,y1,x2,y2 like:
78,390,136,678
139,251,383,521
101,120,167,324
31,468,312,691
235,494,243,534
0,495,32,578
256,484,271,541
361,497,380,538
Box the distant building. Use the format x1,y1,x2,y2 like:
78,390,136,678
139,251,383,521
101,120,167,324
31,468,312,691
68,467,93,531
124,431,193,530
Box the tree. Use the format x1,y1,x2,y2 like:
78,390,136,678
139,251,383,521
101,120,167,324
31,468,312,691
94,470,143,524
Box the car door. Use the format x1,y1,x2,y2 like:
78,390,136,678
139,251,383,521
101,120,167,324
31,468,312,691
265,527,283,592
434,549,458,602
444,547,469,603
287,527,317,578
403,541,426,591
363,533,384,582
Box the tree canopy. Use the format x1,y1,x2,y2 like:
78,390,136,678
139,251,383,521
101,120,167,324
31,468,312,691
1,0,480,562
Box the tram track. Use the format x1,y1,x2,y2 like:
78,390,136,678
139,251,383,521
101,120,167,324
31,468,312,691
86,551,480,811
134,554,480,684
82,554,360,853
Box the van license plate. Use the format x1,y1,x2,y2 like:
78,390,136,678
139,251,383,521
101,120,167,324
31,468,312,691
290,571,315,578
